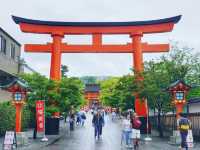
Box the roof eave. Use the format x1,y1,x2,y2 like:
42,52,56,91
12,15,182,27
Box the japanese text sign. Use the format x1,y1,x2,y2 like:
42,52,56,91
36,100,44,132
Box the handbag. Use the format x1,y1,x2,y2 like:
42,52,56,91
133,118,141,129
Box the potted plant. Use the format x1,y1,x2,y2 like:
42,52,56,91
46,106,60,117
45,106,60,135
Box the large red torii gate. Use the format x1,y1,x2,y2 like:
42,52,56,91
12,15,181,116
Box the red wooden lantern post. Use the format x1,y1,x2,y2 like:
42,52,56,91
1,79,29,133
167,80,191,118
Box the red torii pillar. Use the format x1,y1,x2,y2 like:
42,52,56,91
131,32,145,116
12,15,181,117
50,33,63,80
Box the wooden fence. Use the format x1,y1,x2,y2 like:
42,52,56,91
149,113,200,138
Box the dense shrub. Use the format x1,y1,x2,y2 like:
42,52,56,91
0,102,15,136
0,102,32,136
22,106,32,130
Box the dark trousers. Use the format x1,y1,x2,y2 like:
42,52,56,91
180,131,188,150
94,125,102,138
99,126,102,135
70,121,74,131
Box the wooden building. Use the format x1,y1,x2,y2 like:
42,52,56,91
84,84,100,108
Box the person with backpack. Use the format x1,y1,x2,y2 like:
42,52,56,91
76,111,82,126
131,113,141,149
81,111,86,126
177,113,191,150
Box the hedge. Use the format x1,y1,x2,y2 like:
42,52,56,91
0,102,32,136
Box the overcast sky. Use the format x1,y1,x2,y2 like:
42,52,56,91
0,0,200,77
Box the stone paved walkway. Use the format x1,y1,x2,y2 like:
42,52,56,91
44,114,200,150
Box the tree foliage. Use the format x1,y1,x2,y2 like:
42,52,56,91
61,65,69,77
136,44,200,113
100,75,136,111
19,73,84,115
133,44,200,137
59,77,84,112
0,102,31,135
100,77,119,107
100,44,200,114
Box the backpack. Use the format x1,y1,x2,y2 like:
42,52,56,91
133,118,142,129
179,118,190,131
81,114,86,120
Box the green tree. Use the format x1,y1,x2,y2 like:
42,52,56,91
138,61,171,137
100,75,136,111
187,87,200,99
161,44,197,82
136,44,200,137
139,44,200,112
19,73,85,117
59,77,84,112
114,75,136,111
61,65,69,77
0,102,31,135
100,77,119,107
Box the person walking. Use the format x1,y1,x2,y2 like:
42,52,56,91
122,114,132,147
80,111,86,126
111,110,116,121
177,113,191,150
76,111,82,126
92,110,105,140
131,113,141,150
69,111,75,131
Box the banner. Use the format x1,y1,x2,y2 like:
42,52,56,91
36,100,44,132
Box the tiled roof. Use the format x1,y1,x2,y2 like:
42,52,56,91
166,80,191,90
85,84,100,92
187,97,200,104
0,70,16,86
0,78,29,90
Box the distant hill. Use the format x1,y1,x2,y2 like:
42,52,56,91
80,76,111,84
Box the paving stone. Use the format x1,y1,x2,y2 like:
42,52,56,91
44,114,200,150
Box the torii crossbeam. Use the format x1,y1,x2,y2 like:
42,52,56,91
12,15,181,117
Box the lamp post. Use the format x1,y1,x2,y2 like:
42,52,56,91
166,80,191,118
13,91,25,133
0,79,30,133
144,98,152,141
166,80,191,145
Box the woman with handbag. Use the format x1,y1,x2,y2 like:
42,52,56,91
177,113,192,150
131,113,141,150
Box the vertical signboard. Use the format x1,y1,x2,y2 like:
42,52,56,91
3,131,16,150
36,101,44,132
